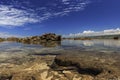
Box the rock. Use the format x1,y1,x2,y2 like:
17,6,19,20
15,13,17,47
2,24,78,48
51,50,120,79
81,75,94,80
4,33,61,47
6,37,20,42
23,33,61,43
113,36,119,40
0,74,12,80
63,70,74,80
73,75,82,80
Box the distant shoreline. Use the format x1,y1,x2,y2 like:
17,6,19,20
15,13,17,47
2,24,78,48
63,34,120,40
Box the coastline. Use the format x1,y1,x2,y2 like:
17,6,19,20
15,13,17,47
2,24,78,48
0,47,120,80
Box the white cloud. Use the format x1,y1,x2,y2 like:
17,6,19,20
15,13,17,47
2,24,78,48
104,28,120,33
0,0,90,28
62,0,70,4
83,30,95,34
0,5,39,28
64,28,120,38
0,32,23,38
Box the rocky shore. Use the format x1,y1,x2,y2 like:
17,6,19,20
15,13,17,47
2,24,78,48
0,38,5,42
0,33,120,80
0,33,61,47
0,48,120,80
7,33,61,44
51,50,120,80
0,48,83,80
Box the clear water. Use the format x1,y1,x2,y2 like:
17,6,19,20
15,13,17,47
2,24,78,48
0,40,120,62
0,40,120,53
61,39,120,52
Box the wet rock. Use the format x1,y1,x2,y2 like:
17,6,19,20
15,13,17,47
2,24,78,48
73,75,82,80
0,55,54,80
113,36,119,40
12,73,36,80
63,70,74,80
0,74,12,80
51,50,120,79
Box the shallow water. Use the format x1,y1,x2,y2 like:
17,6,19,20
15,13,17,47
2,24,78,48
0,39,120,54
0,39,119,62
0,40,120,80
61,39,120,52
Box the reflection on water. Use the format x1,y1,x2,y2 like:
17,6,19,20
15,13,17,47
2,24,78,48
83,41,94,46
0,40,120,80
62,39,120,47
40,41,61,47
61,39,120,52
21,41,61,47
0,41,63,64
0,39,120,55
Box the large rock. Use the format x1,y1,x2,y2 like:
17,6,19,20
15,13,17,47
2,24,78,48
26,33,61,42
0,38,5,42
39,33,61,41
6,37,20,42
5,33,61,46
20,33,61,44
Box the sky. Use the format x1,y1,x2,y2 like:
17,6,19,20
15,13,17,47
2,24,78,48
0,0,120,37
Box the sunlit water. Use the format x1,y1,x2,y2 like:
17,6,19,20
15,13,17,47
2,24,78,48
1,40,120,53
62,39,120,52
0,40,120,80
0,39,120,62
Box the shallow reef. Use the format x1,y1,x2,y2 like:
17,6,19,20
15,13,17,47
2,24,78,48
0,49,120,80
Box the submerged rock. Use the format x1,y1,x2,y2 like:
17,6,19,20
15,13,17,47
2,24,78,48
51,50,120,80
0,49,120,80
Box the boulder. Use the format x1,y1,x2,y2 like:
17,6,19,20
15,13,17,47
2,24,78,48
6,33,61,46
0,38,5,42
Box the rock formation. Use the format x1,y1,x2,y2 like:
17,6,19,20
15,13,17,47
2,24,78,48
0,38,5,42
6,33,61,45
51,50,120,80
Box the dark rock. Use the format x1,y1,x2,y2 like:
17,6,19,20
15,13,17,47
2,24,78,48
20,33,61,43
0,74,12,80
4,33,61,47
0,38,5,42
113,36,119,40
51,50,120,79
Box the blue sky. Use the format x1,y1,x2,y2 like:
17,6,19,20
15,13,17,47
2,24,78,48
0,0,120,37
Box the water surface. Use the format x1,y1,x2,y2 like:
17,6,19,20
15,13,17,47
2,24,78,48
61,39,120,52
0,40,120,80
0,39,120,53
